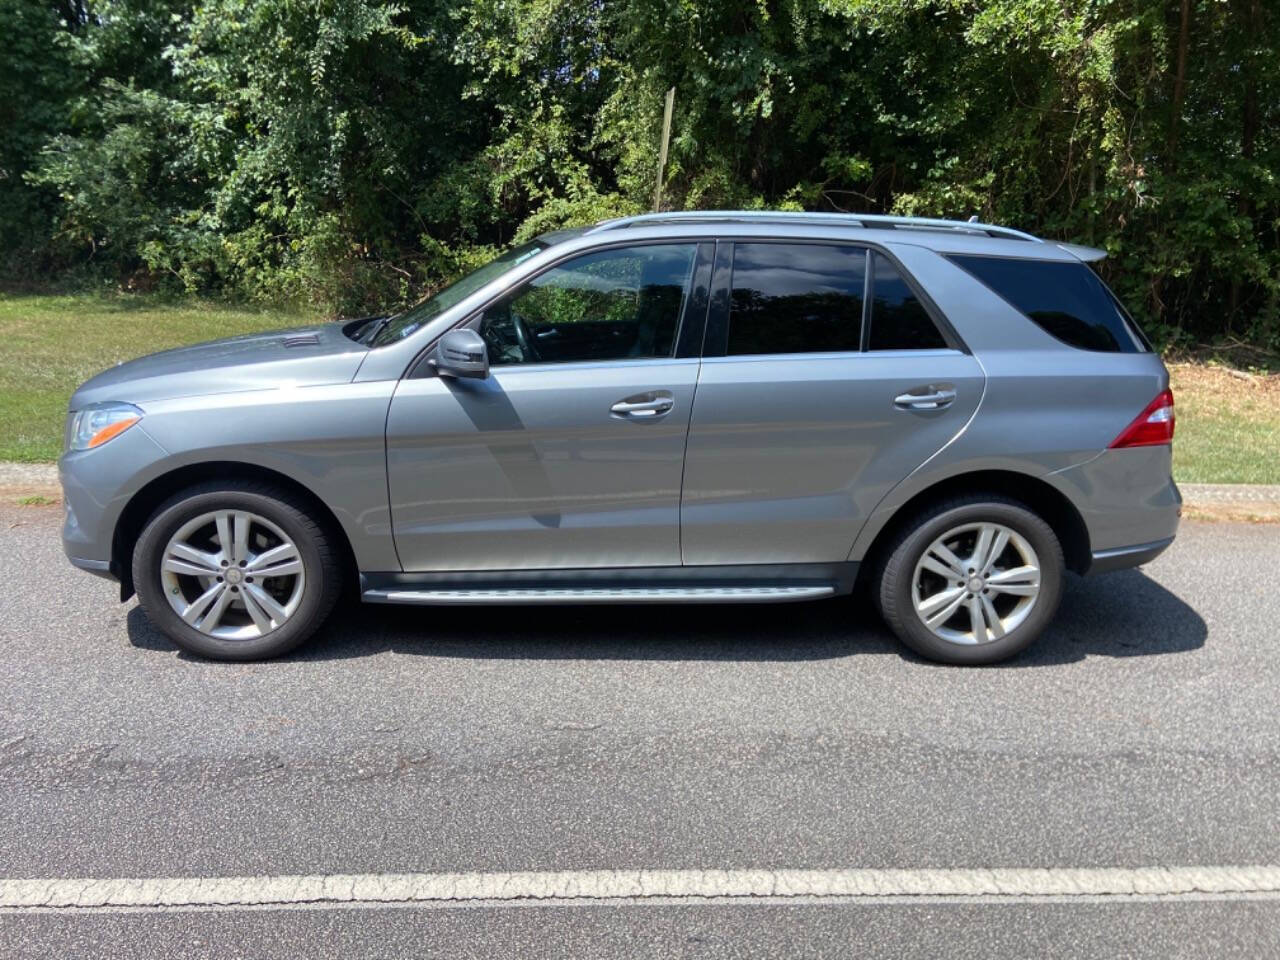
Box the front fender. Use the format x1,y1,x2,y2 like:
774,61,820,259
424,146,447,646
74,380,400,576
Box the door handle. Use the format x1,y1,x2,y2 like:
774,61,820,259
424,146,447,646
611,394,674,418
894,386,957,410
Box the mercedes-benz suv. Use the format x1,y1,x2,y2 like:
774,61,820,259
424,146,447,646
59,211,1180,664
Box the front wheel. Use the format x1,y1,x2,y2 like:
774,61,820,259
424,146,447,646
132,481,341,660
876,496,1065,665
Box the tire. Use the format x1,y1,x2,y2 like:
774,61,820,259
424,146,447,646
132,480,342,661
876,495,1064,665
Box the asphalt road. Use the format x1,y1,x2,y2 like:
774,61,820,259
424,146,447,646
1,504,1277,957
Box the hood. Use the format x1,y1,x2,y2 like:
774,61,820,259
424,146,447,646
69,322,369,409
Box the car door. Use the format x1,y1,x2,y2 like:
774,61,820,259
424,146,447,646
386,241,712,572
681,241,985,565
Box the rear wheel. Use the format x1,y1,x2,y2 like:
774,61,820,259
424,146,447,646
877,496,1064,665
132,481,341,660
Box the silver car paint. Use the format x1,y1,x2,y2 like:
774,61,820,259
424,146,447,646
62,379,401,573
680,349,984,564
70,322,365,407
386,358,698,570
59,218,1179,588
842,247,1177,557
61,421,171,568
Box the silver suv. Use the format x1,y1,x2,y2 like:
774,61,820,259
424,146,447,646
59,212,1180,664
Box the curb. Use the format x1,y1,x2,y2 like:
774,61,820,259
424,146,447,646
0,463,60,487
1178,483,1280,504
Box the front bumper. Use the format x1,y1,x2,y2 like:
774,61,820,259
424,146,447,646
67,554,115,579
58,423,169,578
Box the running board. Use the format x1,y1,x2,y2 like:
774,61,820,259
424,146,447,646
363,584,836,605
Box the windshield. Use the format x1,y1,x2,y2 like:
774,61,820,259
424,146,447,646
370,241,548,346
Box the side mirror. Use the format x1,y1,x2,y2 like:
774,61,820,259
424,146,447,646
430,329,489,379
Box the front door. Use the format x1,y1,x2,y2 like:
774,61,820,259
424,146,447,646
387,242,711,572
681,242,985,565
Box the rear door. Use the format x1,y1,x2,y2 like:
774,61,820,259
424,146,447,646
680,242,985,565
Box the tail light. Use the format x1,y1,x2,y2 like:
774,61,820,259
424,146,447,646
1110,389,1175,448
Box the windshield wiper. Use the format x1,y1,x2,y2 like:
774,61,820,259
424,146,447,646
361,314,396,346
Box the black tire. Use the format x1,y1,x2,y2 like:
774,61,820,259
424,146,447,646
132,480,342,661
876,495,1064,665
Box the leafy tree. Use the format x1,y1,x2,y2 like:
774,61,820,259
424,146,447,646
1,0,1276,346
0,0,79,278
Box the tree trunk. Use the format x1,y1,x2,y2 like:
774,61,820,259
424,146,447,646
1168,0,1192,162
1240,0,1260,167
1229,0,1262,331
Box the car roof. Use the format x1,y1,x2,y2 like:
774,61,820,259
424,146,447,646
537,211,1104,263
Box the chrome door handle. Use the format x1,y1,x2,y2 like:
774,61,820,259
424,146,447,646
611,395,674,418
894,386,957,410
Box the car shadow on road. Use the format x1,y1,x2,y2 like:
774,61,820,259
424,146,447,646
127,568,1206,667
1009,568,1207,667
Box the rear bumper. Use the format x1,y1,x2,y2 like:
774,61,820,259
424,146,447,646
1086,536,1175,575
1051,446,1181,561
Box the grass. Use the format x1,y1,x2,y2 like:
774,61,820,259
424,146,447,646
16,494,56,506
0,293,1276,484
1168,361,1280,484
0,293,318,462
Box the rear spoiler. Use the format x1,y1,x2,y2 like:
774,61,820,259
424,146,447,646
1056,242,1107,263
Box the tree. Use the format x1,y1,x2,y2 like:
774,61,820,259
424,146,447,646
2,0,1276,347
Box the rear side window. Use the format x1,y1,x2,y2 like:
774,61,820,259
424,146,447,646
727,243,864,355
947,255,1148,353
867,253,948,350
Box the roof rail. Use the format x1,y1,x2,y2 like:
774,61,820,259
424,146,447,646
586,210,1040,243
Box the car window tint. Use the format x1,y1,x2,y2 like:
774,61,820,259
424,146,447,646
478,244,696,365
947,254,1147,353
867,254,947,350
727,243,865,356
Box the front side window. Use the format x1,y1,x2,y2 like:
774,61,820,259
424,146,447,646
477,244,697,365
947,254,1148,353
727,243,865,356
867,253,948,350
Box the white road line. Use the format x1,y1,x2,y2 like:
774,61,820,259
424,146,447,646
2,866,1280,912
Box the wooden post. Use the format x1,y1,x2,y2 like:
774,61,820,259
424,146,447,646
652,87,675,212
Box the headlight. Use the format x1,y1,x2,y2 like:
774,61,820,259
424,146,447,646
66,403,143,452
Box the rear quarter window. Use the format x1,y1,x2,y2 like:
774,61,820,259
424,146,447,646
867,253,948,351
947,254,1149,353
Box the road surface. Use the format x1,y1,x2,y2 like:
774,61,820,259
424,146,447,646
1,505,1277,956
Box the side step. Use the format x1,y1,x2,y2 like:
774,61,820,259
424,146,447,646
362,585,836,605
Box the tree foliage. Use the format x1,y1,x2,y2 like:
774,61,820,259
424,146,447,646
3,0,1277,345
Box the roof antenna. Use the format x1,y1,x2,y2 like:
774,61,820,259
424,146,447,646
967,215,979,223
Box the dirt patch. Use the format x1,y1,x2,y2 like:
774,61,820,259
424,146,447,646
1167,360,1280,415
1,484,61,505
1181,503,1280,524
1166,360,1280,484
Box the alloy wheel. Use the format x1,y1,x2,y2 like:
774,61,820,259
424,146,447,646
910,521,1041,646
159,509,306,640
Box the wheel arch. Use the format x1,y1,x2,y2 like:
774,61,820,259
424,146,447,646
111,461,359,601
853,468,1092,582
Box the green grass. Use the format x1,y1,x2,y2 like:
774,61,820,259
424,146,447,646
1168,362,1280,485
0,293,319,462
1,294,1277,484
